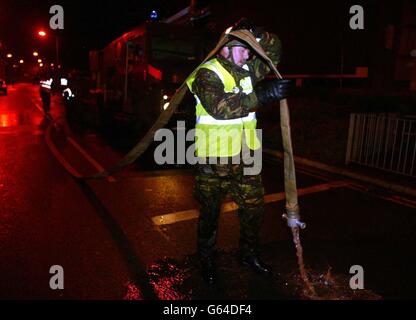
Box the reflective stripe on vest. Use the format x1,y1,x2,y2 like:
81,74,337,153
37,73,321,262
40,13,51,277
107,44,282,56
40,79,53,90
186,58,260,157
196,112,256,125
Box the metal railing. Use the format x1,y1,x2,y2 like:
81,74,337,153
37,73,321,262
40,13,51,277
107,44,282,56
346,113,416,177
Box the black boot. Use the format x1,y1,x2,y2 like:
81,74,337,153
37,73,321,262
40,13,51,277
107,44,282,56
200,255,217,285
239,255,272,277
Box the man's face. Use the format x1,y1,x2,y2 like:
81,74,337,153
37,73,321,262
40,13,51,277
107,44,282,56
231,46,250,66
220,46,250,67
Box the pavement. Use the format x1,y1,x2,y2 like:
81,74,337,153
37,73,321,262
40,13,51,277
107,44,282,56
1,83,416,300
44,93,416,300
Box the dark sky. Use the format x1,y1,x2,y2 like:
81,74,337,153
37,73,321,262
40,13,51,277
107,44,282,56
0,0,406,73
0,0,190,67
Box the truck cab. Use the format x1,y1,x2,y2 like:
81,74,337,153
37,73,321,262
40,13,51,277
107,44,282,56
90,21,213,131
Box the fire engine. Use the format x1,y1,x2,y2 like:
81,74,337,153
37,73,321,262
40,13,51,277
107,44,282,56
89,21,213,132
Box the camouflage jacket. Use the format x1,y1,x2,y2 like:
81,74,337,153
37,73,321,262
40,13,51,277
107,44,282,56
191,31,282,120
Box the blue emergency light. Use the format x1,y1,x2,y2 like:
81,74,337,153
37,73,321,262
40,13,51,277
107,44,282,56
150,10,158,20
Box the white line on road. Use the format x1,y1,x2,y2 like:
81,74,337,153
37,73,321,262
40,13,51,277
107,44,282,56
36,96,116,183
46,119,115,183
33,100,45,114
151,180,348,226
67,136,117,183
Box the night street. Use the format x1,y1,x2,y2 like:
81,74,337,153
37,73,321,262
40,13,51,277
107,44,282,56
1,84,415,300
1,0,416,311
0,84,133,299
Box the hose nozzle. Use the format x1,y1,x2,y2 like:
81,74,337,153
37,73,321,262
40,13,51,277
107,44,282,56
282,213,306,229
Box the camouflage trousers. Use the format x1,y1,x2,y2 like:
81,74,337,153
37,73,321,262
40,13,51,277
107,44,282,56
194,161,265,258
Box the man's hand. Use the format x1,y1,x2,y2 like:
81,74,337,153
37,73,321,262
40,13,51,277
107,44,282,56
254,79,293,106
282,213,306,229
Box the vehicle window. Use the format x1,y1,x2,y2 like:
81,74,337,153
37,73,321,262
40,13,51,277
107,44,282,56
127,43,144,64
150,36,198,62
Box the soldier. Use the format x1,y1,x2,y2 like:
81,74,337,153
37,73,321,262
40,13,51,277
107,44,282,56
186,18,292,284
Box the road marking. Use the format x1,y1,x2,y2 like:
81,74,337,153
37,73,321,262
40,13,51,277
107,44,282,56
45,120,83,179
151,180,347,226
37,95,116,183
67,136,117,183
33,101,45,114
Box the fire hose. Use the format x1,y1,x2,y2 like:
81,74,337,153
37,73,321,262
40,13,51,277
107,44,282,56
48,27,315,297
78,29,304,227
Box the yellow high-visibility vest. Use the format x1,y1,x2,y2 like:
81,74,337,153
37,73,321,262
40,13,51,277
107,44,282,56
186,58,261,157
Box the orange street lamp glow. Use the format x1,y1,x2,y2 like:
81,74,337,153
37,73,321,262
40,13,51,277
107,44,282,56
19,59,24,64
38,59,42,63
6,53,12,58
33,51,39,56
39,63,44,67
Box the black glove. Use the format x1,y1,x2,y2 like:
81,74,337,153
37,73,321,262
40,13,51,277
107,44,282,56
254,79,293,105
232,17,261,38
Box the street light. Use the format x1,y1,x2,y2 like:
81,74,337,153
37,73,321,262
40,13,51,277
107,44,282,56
19,59,24,64
36,29,60,68
38,59,42,63
6,53,12,58
33,51,39,57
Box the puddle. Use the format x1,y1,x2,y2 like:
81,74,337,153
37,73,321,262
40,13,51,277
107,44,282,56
286,266,382,300
123,252,382,300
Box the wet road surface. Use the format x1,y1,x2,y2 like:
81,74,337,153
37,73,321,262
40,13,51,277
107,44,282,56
1,84,416,299
0,84,132,299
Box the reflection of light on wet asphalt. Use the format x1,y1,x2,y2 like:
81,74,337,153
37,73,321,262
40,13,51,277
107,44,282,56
122,253,382,300
0,113,18,127
123,282,143,300
124,258,191,300
147,258,191,300
152,180,347,225
0,113,44,129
